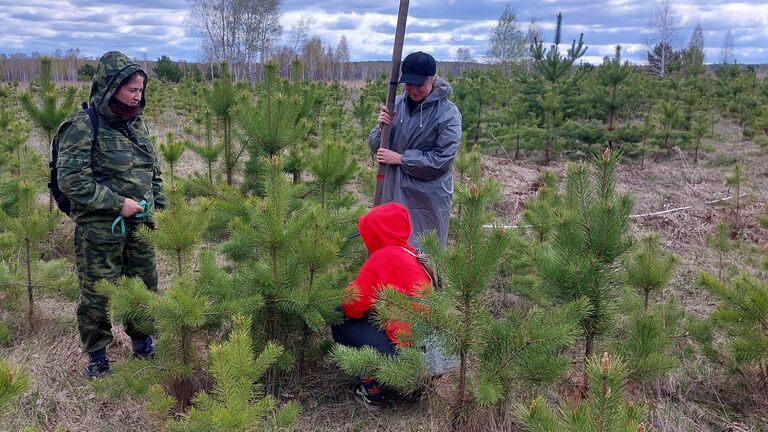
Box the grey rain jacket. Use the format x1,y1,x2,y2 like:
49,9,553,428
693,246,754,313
368,76,462,247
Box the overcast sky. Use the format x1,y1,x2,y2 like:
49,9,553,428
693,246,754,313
0,0,766,65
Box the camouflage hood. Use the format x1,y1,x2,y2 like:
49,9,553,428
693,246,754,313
90,51,147,120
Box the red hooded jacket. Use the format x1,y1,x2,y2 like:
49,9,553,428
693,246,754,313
341,202,429,345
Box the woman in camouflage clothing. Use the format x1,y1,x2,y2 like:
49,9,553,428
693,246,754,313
57,51,165,378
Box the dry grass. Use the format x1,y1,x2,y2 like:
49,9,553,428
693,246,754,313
2,116,768,431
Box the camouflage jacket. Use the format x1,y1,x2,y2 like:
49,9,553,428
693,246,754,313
57,51,165,224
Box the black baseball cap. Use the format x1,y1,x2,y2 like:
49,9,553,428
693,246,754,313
399,51,436,85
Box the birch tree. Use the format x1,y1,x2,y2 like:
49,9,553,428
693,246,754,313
646,0,681,78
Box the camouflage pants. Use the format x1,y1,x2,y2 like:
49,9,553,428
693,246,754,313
74,220,157,354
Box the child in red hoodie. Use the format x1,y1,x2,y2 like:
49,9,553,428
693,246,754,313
332,202,430,409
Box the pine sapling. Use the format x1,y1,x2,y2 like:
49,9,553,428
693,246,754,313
615,297,684,383
691,112,709,163
138,185,210,277
18,57,77,211
96,266,239,410
165,315,300,431
204,63,237,185
159,132,187,187
622,233,678,309
694,272,768,403
0,359,29,416
236,62,312,160
531,149,633,369
454,140,483,187
185,112,223,184
514,353,647,431
658,101,683,158
725,162,745,225
0,180,60,320
707,222,732,282
225,157,311,343
522,170,561,242
596,46,634,150
373,180,584,426
305,138,358,209
638,115,655,170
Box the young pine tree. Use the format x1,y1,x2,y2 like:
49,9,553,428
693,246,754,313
706,222,733,282
615,234,682,382
236,62,312,159
204,63,237,186
614,298,683,383
514,353,647,431
96,255,241,410
0,359,30,417
725,162,745,225
185,113,223,185
693,271,768,404
0,180,68,320
528,13,587,162
622,233,678,310
453,140,482,188
522,170,561,242
593,46,636,150
530,150,633,365
691,111,710,163
689,207,768,403
138,186,210,277
159,132,187,187
18,57,77,147
164,315,300,432
18,57,77,212
305,137,358,209
657,101,684,158
224,157,347,376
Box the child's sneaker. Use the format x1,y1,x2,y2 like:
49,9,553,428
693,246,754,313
85,350,111,379
354,376,385,411
131,336,154,359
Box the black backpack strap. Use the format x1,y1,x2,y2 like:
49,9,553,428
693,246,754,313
82,102,99,144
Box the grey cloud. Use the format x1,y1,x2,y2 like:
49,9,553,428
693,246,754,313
1,0,766,63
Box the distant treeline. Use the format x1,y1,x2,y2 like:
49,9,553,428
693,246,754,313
0,52,487,84
2,51,765,84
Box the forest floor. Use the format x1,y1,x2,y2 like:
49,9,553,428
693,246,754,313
1,117,767,431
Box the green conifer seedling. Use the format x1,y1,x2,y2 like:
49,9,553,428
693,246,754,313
138,186,210,277
18,57,77,211
0,359,30,417
225,157,348,378
514,352,647,431
694,272,768,403
0,180,60,320
371,180,586,426
305,139,358,209
453,141,482,187
725,162,745,225
691,112,710,163
236,62,312,160
185,113,223,184
159,132,187,187
622,233,678,309
522,170,561,242
165,315,300,431
204,63,237,185
97,273,230,409
706,222,733,282
531,149,633,364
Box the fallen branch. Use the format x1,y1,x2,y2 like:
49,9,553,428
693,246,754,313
483,193,749,230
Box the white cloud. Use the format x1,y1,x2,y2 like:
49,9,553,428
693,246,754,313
0,0,765,63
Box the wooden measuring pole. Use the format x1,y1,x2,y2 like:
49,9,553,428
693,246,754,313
373,0,410,207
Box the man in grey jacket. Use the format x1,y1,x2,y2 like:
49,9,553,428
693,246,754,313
369,51,462,247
